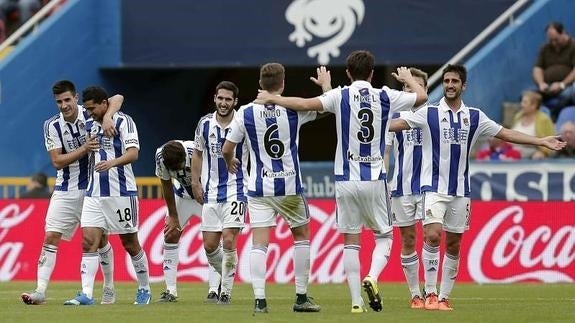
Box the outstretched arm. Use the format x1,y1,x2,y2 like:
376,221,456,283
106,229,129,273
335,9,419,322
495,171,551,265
495,128,566,151
254,92,324,111
388,119,411,132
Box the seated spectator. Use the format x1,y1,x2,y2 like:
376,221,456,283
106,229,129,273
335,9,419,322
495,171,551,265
532,21,575,121
556,121,575,158
476,137,521,161
511,91,555,159
21,172,52,198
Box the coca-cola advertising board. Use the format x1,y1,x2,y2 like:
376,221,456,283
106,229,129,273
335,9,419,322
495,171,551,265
0,200,573,283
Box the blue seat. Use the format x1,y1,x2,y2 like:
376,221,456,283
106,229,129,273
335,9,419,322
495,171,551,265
555,106,575,133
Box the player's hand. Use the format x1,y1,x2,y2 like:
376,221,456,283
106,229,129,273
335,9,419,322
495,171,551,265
542,135,567,151
83,135,100,153
310,66,332,92
227,157,240,174
164,215,182,240
95,160,115,172
254,90,274,104
391,66,413,83
191,183,205,205
102,116,117,137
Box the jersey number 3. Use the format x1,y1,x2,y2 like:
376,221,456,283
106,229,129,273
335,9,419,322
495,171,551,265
357,109,375,143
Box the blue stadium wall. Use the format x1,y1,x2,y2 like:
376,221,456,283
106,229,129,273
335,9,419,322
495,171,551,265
0,0,120,177
429,0,575,121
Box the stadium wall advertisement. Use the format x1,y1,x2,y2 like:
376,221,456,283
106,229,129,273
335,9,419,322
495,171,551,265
1,200,573,284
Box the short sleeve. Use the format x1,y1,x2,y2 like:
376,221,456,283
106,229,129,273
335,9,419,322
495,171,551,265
154,147,171,180
383,86,417,113
401,106,428,129
477,110,503,138
226,108,246,143
297,110,318,125
317,88,342,113
194,120,206,152
120,115,140,150
44,120,62,151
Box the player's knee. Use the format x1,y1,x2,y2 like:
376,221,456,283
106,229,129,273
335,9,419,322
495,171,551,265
44,231,62,246
290,224,309,241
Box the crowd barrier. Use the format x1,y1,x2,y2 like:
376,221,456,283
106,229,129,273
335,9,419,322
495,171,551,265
1,199,572,283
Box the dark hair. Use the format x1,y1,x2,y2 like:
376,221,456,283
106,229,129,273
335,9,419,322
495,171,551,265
31,172,48,188
82,86,109,104
442,64,467,84
52,80,76,96
216,81,239,99
259,63,285,91
546,21,564,34
161,141,186,171
346,50,375,81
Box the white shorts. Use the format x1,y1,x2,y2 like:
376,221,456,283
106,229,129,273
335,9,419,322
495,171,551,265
45,190,85,241
81,196,139,235
172,195,202,227
201,201,246,232
422,192,470,233
391,195,423,227
335,180,392,234
247,195,309,228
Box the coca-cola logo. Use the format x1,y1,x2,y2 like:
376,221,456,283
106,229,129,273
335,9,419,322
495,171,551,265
0,203,35,281
468,205,575,283
129,202,347,283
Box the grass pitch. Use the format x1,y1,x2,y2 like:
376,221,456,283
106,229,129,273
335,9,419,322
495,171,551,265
2,282,574,323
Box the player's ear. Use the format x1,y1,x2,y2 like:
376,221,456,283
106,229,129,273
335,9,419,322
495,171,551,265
233,97,238,107
258,79,263,89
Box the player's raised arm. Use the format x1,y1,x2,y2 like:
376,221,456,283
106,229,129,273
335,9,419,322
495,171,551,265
102,94,124,137
392,67,428,106
310,66,333,93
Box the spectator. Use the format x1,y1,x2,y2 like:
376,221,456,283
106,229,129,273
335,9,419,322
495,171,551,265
556,121,575,157
21,172,52,198
532,21,575,121
476,137,521,161
511,91,555,159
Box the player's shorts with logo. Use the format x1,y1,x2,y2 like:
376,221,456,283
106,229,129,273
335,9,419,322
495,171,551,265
201,200,246,232
45,190,85,240
247,195,309,228
391,194,423,227
170,195,202,228
81,196,139,234
335,180,392,234
422,192,470,233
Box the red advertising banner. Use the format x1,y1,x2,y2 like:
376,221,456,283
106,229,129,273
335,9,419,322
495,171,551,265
0,200,573,283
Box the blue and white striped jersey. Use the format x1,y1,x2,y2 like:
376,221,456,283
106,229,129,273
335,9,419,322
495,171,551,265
227,103,316,197
43,106,91,191
86,112,139,197
387,110,424,197
195,112,248,203
402,98,502,197
318,81,417,181
155,140,197,199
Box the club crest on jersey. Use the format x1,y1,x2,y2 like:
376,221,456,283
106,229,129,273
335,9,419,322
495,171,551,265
463,118,469,126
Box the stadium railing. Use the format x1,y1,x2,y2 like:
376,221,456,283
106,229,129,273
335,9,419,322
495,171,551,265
0,177,163,199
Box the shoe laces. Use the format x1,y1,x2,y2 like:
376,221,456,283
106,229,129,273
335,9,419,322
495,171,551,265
136,289,149,303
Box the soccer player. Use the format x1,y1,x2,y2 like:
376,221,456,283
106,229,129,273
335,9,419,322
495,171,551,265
222,63,321,314
389,64,565,310
21,80,123,305
64,86,151,305
385,68,429,309
155,139,222,303
254,50,427,313
191,81,248,305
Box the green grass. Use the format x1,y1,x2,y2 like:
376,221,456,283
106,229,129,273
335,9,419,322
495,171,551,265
3,282,575,323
